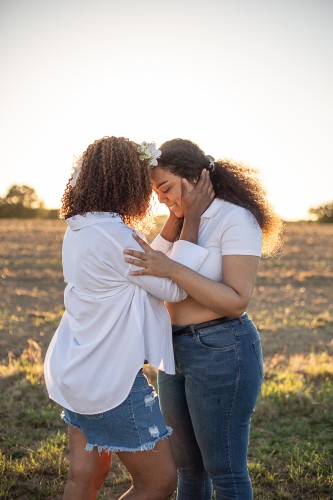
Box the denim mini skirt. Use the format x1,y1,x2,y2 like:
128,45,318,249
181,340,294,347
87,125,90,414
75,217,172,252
62,370,172,453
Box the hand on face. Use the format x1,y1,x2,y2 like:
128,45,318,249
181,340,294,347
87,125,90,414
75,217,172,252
181,169,215,219
151,166,215,219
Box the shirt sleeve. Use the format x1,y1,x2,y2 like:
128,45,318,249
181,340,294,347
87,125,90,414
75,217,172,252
169,240,209,269
220,208,262,256
151,235,209,270
150,234,173,256
125,237,208,301
95,224,187,303
123,232,186,302
124,265,187,302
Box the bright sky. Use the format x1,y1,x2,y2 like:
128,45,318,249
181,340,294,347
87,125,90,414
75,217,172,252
1,0,332,220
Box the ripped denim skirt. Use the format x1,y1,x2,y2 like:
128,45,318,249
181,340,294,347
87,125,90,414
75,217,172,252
62,369,172,453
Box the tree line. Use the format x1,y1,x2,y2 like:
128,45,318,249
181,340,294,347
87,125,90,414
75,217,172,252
0,185,58,219
0,184,332,222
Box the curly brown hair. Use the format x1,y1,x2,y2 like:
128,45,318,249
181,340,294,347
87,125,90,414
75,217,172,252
158,138,284,256
60,136,154,232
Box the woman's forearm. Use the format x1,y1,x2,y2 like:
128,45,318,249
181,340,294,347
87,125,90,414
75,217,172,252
179,215,201,244
166,261,249,318
125,234,259,318
160,215,183,242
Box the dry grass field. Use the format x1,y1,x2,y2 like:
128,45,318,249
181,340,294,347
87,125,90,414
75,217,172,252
0,219,332,499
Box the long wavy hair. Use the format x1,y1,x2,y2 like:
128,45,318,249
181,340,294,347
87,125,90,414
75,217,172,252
158,138,283,256
60,136,154,232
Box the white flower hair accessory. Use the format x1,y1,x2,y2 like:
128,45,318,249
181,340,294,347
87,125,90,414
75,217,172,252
137,141,161,168
70,155,83,187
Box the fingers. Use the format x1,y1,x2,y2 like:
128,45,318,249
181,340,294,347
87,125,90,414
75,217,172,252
131,232,150,249
124,248,146,259
196,169,210,191
181,178,191,199
124,257,146,268
129,269,146,276
192,169,214,194
201,169,215,198
124,254,148,275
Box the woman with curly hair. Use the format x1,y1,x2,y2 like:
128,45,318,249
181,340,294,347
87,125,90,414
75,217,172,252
44,136,213,499
124,138,284,499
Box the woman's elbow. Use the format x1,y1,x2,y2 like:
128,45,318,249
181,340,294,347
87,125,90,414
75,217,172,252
231,297,250,317
231,305,247,318
212,299,248,318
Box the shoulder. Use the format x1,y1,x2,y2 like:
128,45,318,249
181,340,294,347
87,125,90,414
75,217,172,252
222,202,259,226
208,200,259,229
216,202,262,255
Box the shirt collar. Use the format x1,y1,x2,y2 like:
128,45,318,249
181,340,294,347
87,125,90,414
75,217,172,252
201,198,224,219
66,212,123,230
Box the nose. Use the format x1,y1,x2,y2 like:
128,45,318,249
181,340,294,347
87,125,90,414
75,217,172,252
157,191,167,204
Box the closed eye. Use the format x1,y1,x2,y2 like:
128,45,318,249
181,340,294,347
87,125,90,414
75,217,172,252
161,186,171,194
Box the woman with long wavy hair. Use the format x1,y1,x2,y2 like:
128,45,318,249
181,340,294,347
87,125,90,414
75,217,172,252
125,138,283,499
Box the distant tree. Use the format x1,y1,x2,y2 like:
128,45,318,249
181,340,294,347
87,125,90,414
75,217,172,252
0,184,58,219
1,184,44,209
309,201,333,223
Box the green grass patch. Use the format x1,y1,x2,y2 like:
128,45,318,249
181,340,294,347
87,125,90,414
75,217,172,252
0,341,131,499
0,220,332,498
0,343,332,498
249,354,333,499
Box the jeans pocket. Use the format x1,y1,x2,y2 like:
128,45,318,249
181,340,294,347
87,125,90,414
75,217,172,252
253,339,265,379
196,326,235,351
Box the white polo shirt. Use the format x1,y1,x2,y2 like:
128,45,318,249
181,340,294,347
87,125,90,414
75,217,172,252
152,199,262,283
44,212,208,414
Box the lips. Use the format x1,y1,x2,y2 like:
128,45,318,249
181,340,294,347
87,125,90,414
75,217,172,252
168,203,177,211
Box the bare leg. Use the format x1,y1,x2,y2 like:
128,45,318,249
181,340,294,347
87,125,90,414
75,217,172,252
63,426,112,500
118,438,177,499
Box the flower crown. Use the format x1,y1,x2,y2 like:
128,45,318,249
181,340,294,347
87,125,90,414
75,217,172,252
137,141,161,168
70,141,161,187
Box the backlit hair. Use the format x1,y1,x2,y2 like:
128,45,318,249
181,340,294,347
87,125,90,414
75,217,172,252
60,136,154,232
158,138,284,256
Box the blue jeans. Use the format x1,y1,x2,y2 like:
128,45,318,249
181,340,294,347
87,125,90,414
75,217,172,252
158,314,264,500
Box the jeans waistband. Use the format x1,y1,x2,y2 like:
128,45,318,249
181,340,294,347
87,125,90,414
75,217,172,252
172,316,238,336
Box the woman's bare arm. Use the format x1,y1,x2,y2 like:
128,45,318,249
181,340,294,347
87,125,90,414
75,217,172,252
124,234,259,318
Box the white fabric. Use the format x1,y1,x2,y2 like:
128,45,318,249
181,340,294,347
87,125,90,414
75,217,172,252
152,199,262,283
44,212,208,414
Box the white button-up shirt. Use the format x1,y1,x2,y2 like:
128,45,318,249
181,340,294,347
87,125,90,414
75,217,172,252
152,199,262,283
44,212,208,414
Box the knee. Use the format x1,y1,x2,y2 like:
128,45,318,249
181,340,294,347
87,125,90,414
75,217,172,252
160,469,177,497
135,469,177,499
147,469,177,499
68,455,110,490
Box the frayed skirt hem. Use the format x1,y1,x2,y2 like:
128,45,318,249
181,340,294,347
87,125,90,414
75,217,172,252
62,410,172,454
85,426,173,454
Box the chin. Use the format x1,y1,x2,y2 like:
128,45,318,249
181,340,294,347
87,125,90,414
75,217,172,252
174,210,184,218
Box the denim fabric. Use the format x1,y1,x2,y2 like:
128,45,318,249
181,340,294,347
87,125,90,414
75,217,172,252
62,370,172,453
158,314,264,500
